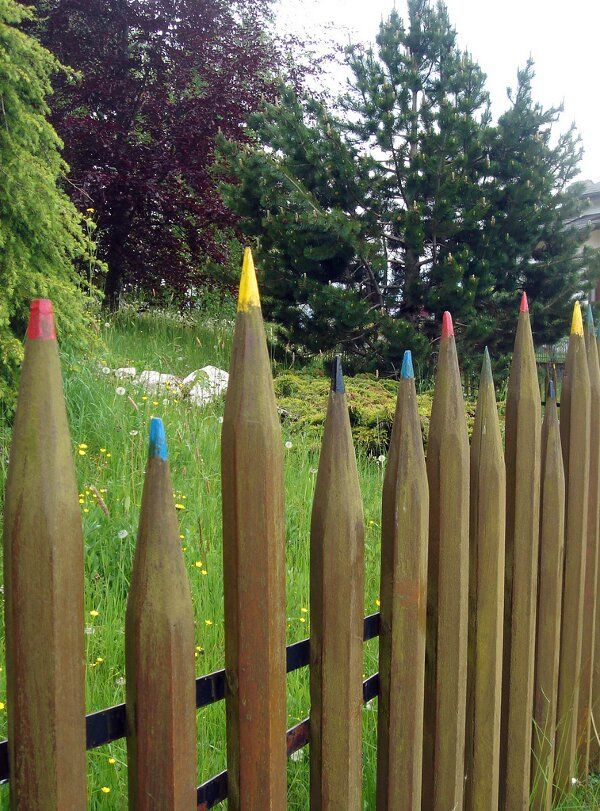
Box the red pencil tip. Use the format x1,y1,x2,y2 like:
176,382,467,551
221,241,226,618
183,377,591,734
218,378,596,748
442,311,454,338
520,292,529,313
27,299,56,341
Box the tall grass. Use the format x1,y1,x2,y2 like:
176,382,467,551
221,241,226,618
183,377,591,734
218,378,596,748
0,305,597,808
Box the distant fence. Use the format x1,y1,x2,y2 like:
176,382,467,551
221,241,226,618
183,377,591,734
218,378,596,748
2,265,600,809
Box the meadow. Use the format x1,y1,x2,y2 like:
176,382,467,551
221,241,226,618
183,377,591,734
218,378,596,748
0,302,598,808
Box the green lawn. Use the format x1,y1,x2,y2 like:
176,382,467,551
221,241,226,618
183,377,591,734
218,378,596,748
0,305,597,808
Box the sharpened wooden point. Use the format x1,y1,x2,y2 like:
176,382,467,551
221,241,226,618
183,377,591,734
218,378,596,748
401,350,414,379
441,311,454,338
27,298,57,341
520,292,529,313
586,303,595,334
482,346,492,379
237,247,260,312
331,355,345,393
148,416,168,460
571,301,584,337
549,380,556,400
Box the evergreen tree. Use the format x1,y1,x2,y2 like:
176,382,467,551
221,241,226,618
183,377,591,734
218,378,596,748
222,1,600,373
0,0,95,410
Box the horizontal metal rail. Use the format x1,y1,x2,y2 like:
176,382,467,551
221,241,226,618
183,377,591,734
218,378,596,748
0,611,381,801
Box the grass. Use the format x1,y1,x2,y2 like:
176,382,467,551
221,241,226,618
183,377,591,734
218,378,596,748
0,302,598,808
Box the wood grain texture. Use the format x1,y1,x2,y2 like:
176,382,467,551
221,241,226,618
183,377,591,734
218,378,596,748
555,319,590,797
309,359,364,810
499,302,541,810
531,389,565,811
376,356,428,810
465,350,505,811
422,316,469,810
125,420,197,809
221,251,287,810
591,332,600,772
576,315,600,777
3,302,86,809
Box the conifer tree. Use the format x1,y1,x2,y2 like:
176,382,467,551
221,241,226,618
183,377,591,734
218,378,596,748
0,0,94,410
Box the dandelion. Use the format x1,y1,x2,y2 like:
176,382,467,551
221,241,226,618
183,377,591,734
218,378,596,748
179,534,185,540
309,468,318,475
78,449,87,456
108,758,116,765
377,454,386,464
301,607,308,613
152,400,159,406
96,657,104,663
205,619,213,626
84,626,95,635
201,570,208,576
194,561,203,568
115,677,126,687
0,703,5,711
79,498,85,505
175,503,185,511
101,787,110,794
141,396,148,401
285,440,293,449
182,546,187,552
195,646,203,652
218,416,224,424
299,617,306,623
90,609,100,617
100,488,107,493
375,599,380,607
83,508,89,513
104,322,110,329
102,367,110,375
115,386,126,396
106,453,112,458
129,430,138,437
118,530,128,540
369,520,375,526
86,207,95,213
78,443,88,450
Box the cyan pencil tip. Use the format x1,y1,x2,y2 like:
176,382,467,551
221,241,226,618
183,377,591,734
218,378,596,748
331,355,345,393
401,350,414,379
587,303,595,333
27,298,56,341
148,417,168,461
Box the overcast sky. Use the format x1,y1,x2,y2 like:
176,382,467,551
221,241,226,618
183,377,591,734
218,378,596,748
276,0,600,180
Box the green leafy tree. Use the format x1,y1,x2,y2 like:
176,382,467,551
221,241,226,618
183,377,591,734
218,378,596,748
0,0,95,410
222,0,600,373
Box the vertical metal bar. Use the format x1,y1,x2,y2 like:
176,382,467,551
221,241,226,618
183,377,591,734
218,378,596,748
125,418,197,808
221,249,287,810
376,350,428,809
3,299,86,808
309,357,364,810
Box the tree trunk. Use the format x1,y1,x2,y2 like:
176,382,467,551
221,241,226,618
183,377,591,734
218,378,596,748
103,207,131,310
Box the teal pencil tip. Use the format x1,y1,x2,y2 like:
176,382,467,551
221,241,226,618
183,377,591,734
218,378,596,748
331,355,345,393
148,417,168,461
587,303,595,333
401,350,414,379
548,380,556,400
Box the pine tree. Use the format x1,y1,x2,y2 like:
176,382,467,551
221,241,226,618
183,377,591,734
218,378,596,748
0,0,95,410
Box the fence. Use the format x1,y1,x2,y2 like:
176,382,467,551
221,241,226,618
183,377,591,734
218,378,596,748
2,254,600,809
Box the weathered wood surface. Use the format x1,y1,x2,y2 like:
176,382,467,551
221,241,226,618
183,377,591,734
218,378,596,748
531,382,565,811
465,349,505,811
576,305,600,777
591,324,600,772
310,357,364,810
555,302,590,797
3,299,86,809
125,417,197,808
376,351,428,810
500,293,542,810
221,248,287,810
422,312,469,810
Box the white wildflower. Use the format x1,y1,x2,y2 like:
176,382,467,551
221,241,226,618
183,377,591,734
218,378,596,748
117,529,128,540
285,441,293,449
129,430,139,437
102,367,111,375
115,386,126,396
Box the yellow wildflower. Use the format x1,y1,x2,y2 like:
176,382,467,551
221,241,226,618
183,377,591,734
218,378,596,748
175,503,185,510
90,609,100,617
108,758,116,765
205,619,213,626
101,787,110,794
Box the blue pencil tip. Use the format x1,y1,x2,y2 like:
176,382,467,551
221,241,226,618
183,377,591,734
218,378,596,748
587,303,595,333
548,380,556,400
401,350,414,379
148,417,168,461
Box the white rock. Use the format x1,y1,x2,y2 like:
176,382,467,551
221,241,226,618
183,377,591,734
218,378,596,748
187,366,229,406
137,370,180,392
114,367,137,379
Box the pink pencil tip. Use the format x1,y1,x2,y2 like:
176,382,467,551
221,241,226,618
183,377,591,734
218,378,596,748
441,311,454,338
27,299,56,341
520,292,529,313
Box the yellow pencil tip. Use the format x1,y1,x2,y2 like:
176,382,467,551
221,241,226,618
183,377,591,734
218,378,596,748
237,248,260,312
571,301,584,336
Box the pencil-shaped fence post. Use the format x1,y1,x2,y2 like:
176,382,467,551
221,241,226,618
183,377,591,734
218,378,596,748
591,322,600,773
500,293,542,809
555,302,591,796
376,351,428,810
221,248,287,810
465,349,505,811
310,357,364,810
125,418,197,808
422,312,469,810
577,305,600,777
531,382,565,811
3,299,86,809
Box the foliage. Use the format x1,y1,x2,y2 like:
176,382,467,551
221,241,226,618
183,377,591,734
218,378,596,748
222,0,600,374
29,0,282,306
0,0,96,412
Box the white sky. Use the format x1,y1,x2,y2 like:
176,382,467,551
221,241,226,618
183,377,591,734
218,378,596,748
276,0,600,181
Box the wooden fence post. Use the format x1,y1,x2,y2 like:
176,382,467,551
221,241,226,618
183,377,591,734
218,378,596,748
125,417,197,808
309,357,364,810
221,248,287,810
531,381,565,811
376,351,428,810
465,348,505,811
422,312,469,810
576,304,600,777
591,321,600,772
3,299,86,809
555,302,591,796
500,292,541,809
